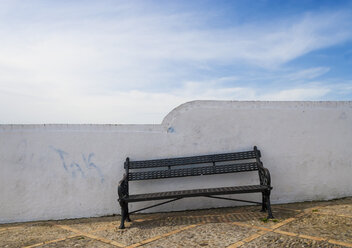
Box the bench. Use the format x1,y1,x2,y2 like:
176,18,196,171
117,146,273,229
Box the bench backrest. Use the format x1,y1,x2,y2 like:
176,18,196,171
125,146,262,181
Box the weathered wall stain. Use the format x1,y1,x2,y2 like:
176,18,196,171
16,139,34,166
51,146,104,183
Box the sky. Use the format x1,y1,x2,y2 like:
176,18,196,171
1,0,352,124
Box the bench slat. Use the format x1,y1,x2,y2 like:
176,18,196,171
128,162,258,181
128,151,257,169
126,185,268,202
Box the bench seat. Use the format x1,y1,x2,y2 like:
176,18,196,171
127,185,270,202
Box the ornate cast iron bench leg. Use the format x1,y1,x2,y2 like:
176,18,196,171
119,199,128,229
261,192,267,212
126,204,131,222
266,190,274,219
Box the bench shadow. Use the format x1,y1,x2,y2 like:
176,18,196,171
128,205,298,229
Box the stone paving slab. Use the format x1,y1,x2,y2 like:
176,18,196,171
54,216,121,234
94,223,189,246
317,204,352,216
39,236,115,248
142,223,257,248
0,223,75,248
1,197,352,248
244,232,345,248
278,213,352,243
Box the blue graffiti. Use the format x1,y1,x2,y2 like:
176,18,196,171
167,127,175,133
51,146,104,183
51,147,69,171
70,162,85,178
82,153,104,183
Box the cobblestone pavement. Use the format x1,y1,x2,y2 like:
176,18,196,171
1,197,352,247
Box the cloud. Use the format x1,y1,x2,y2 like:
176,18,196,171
258,87,331,101
284,67,330,81
0,1,351,123
0,87,189,124
1,4,351,90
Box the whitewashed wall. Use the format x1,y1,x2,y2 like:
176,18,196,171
1,101,352,223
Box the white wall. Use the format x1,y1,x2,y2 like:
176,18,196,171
1,101,352,223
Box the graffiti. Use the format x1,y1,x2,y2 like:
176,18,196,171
51,146,105,183
82,153,105,183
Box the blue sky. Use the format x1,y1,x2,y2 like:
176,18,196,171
1,0,352,123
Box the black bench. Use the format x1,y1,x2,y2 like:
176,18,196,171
117,146,273,229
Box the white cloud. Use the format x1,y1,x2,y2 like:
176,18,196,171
0,2,351,123
285,67,330,81
1,5,350,89
0,88,189,124
259,88,331,101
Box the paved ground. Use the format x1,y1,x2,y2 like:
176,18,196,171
1,197,352,247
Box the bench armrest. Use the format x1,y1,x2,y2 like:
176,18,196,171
258,163,271,187
118,174,128,200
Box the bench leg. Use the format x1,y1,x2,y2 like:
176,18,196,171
126,204,131,222
119,199,128,229
266,191,274,219
261,193,267,212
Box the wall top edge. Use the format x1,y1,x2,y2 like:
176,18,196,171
1,101,351,131
162,100,352,125
0,124,162,132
